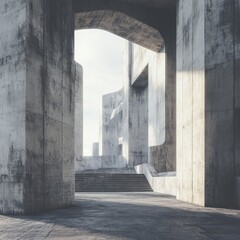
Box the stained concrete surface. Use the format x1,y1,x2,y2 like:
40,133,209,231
1,192,240,240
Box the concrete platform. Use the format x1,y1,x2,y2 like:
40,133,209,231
0,193,240,240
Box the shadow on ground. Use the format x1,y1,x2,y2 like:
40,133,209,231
1,192,240,240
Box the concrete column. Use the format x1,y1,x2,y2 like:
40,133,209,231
128,43,149,167
75,63,83,162
128,85,148,166
92,143,99,156
0,0,27,214
177,0,238,208
0,0,75,214
149,34,176,173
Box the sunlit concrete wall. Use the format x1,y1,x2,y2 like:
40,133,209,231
176,0,205,207
92,143,99,156
127,42,176,172
177,0,240,208
75,63,83,162
101,89,124,157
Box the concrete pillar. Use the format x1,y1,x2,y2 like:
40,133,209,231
177,0,238,208
0,0,27,214
234,0,240,208
128,85,148,166
0,0,75,214
75,63,83,162
149,34,176,173
127,43,149,167
92,143,99,156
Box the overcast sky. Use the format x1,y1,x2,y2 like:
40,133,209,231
74,29,126,156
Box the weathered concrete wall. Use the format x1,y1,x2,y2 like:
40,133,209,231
0,0,27,214
236,177,240,208
75,156,127,172
92,143,99,156
42,0,75,212
74,63,83,163
2,0,239,214
150,35,176,173
176,0,205,207
128,55,148,166
235,0,240,178
177,0,239,208
0,0,75,214
204,0,237,208
128,40,176,172
75,10,164,52
74,0,176,52
135,164,177,196
101,90,124,156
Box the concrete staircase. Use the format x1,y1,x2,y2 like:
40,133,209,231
75,173,153,192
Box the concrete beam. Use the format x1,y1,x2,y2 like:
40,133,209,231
74,0,176,52
75,10,164,52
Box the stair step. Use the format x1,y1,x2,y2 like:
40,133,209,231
75,173,152,192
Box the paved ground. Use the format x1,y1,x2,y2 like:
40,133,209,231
1,193,240,240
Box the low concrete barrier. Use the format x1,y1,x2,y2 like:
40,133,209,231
75,156,127,172
135,163,177,196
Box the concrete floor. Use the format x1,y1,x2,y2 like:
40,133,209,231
1,193,240,240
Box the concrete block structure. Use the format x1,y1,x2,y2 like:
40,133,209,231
0,0,240,214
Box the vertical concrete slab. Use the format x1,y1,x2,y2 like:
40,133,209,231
92,143,99,156
177,0,205,206
62,0,75,207
121,42,131,165
177,0,237,207
205,0,235,207
101,90,123,156
234,0,240,180
129,85,148,166
128,34,176,173
149,36,176,173
0,0,27,214
74,63,83,162
24,0,44,213
192,0,205,206
43,0,75,210
0,0,75,214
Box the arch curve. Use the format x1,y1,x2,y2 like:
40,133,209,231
74,0,176,52
75,10,164,52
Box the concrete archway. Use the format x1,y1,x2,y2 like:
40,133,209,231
0,0,176,215
1,0,236,215
75,10,164,52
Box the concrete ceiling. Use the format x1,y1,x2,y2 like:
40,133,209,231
74,0,176,11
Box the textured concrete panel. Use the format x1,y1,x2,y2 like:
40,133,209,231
205,0,235,208
0,0,75,214
74,0,176,49
0,0,27,214
101,90,124,157
75,10,164,52
129,83,148,166
42,0,75,210
234,1,240,178
177,0,205,206
74,63,83,163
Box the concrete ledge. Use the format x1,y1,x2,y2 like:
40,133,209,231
135,163,177,196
